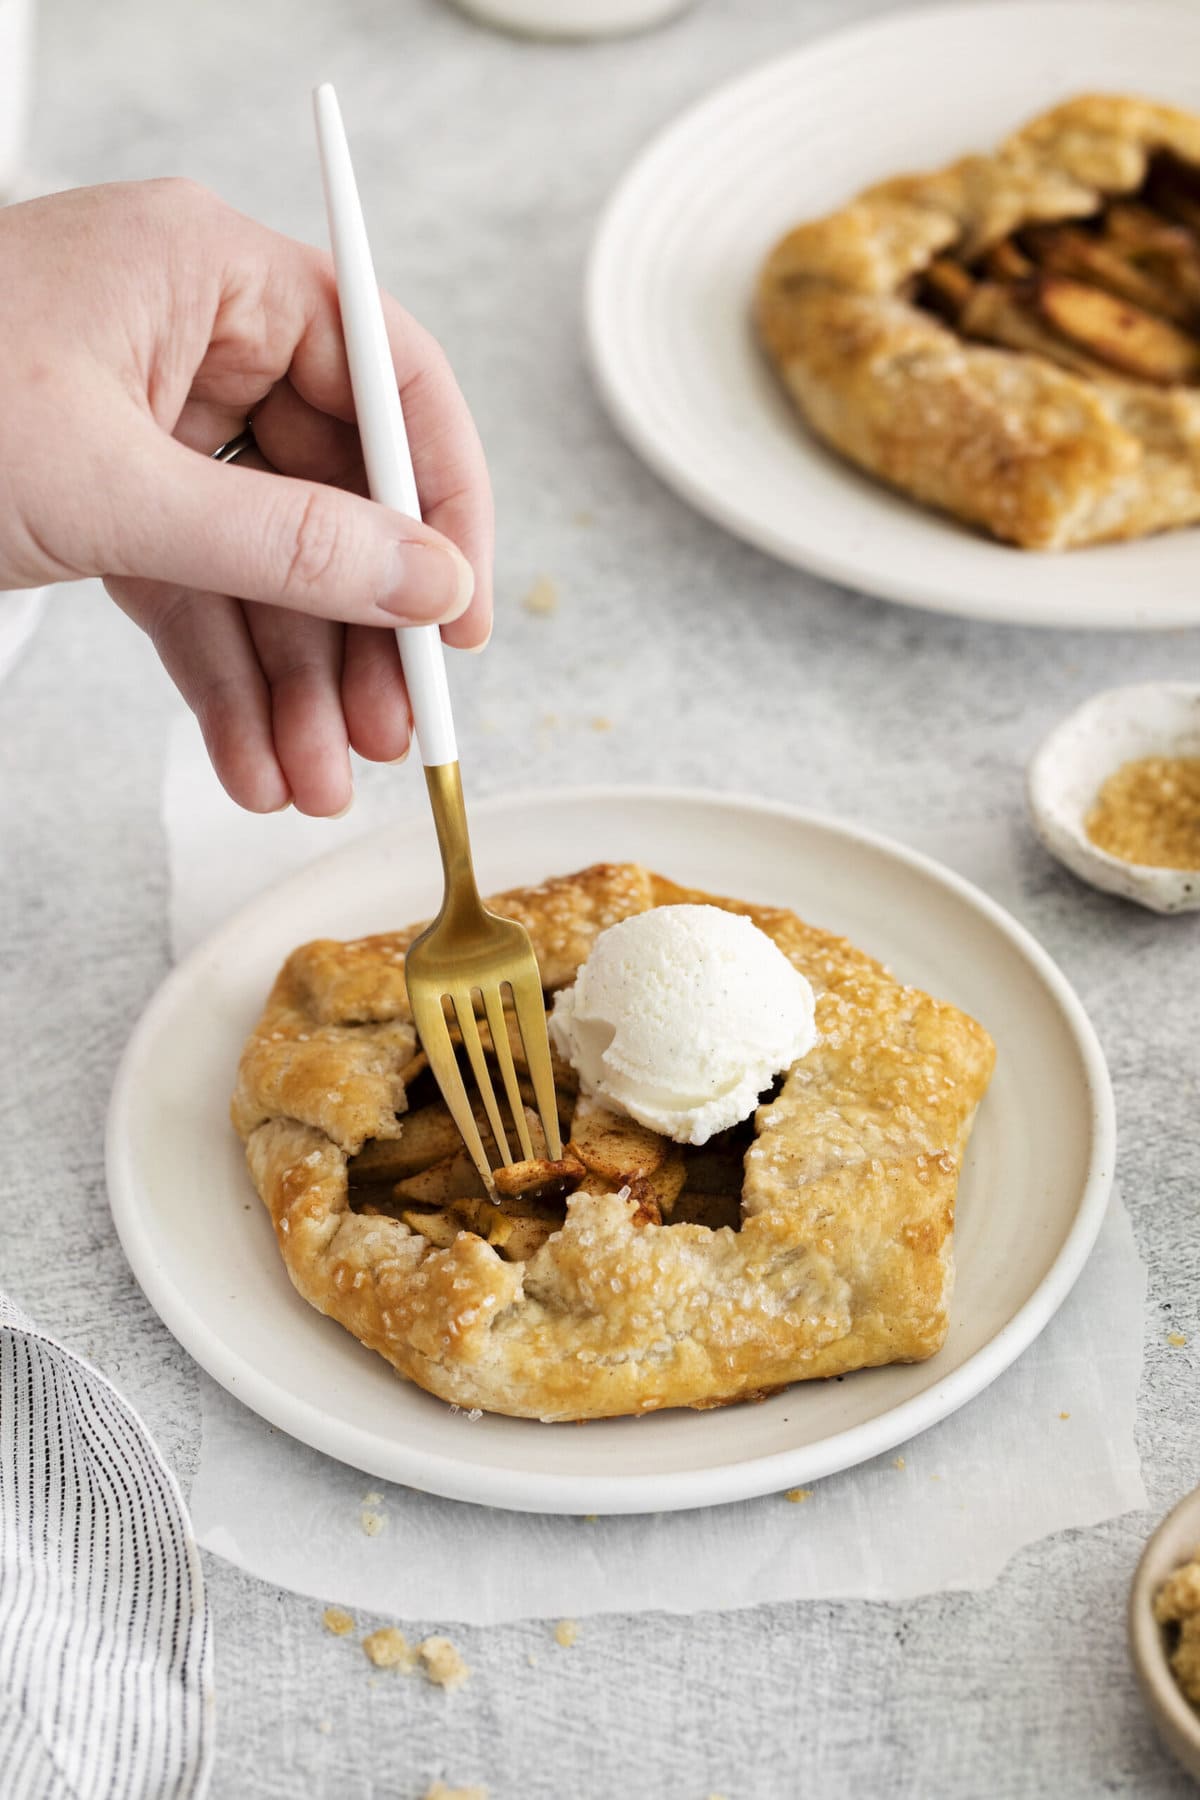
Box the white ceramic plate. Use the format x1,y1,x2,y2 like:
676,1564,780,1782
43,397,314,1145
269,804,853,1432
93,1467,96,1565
107,789,1114,1513
587,0,1200,630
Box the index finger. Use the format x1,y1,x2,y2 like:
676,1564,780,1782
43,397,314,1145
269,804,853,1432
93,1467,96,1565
274,244,494,651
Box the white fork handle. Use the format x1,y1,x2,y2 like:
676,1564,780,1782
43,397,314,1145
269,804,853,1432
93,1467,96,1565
313,82,458,768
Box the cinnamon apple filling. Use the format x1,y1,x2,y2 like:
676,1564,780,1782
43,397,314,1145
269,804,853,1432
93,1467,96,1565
918,152,1200,386
347,1034,765,1260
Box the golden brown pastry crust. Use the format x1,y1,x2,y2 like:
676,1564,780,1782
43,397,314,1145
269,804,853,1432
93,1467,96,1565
233,865,994,1421
756,94,1200,550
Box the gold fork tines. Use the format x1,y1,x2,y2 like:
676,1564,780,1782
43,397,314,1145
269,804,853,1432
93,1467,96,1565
405,763,563,1190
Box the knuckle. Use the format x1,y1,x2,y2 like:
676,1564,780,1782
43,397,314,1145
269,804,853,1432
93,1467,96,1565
280,488,346,603
144,588,195,667
192,671,241,742
148,174,214,214
266,652,327,694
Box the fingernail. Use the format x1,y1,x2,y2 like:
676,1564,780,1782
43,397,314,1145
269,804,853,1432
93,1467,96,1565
266,797,293,814
465,622,493,656
381,542,474,624
386,745,411,766
330,796,355,820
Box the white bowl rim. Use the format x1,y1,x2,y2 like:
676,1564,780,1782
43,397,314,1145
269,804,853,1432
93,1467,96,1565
1027,682,1200,907
1129,1483,1200,1767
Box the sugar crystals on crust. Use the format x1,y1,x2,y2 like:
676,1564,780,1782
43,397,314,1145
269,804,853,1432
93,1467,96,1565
233,864,994,1421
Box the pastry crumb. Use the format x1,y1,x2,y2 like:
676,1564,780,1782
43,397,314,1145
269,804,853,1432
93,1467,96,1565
322,1606,356,1637
893,1456,906,1470
784,1488,812,1504
522,575,559,616
361,1509,386,1537
362,1627,417,1672
1168,1332,1189,1347
527,1652,539,1667
1059,1411,1071,1420
423,1783,487,1800
362,1489,382,1504
554,1619,579,1649
590,716,613,733
420,1635,471,1690
582,1513,598,1523
316,1720,332,1735
572,509,595,528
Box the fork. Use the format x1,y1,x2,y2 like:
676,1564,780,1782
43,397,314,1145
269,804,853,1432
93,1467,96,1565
313,83,563,1186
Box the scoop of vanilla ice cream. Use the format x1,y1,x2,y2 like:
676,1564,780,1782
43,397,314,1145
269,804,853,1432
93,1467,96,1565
549,904,817,1146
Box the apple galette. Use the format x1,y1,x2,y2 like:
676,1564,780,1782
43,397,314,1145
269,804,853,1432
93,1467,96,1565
232,863,994,1421
757,94,1200,549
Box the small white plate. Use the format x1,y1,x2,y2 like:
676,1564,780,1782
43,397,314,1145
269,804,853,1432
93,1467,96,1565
106,789,1114,1514
587,0,1200,630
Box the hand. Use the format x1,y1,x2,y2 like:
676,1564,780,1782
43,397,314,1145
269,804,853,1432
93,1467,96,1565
0,180,493,815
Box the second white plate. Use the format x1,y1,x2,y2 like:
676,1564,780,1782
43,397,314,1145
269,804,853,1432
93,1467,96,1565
587,0,1200,629
107,789,1113,1513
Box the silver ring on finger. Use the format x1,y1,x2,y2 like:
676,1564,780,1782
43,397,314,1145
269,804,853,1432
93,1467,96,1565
211,423,257,464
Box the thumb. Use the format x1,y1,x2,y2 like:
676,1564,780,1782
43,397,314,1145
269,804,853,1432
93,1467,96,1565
112,431,476,625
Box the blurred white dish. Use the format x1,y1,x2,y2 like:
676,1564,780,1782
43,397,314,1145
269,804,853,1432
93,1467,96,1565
107,788,1113,1514
452,0,692,37
0,0,34,195
587,0,1200,629
1028,684,1200,913
0,587,44,686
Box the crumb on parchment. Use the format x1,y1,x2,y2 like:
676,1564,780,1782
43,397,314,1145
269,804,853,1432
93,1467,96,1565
361,1509,386,1537
1168,1332,1189,1348
784,1488,812,1504
893,1457,906,1470
322,1606,355,1637
423,1783,487,1800
554,1619,579,1649
362,1627,417,1672
522,575,559,616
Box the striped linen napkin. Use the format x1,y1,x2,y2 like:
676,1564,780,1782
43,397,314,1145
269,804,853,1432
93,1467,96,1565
0,1295,213,1799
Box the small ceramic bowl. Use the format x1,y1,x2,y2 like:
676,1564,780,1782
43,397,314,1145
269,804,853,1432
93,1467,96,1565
1027,683,1200,914
1129,1484,1200,1784
451,0,694,37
